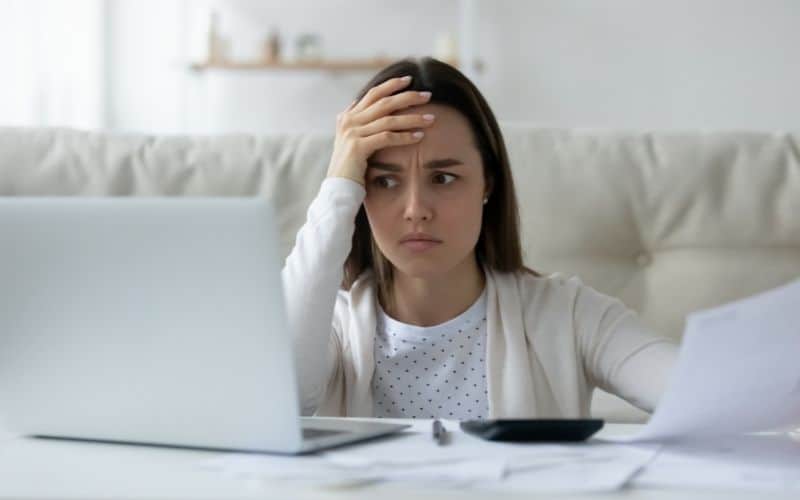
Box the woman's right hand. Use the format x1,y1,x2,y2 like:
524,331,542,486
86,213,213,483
326,76,436,186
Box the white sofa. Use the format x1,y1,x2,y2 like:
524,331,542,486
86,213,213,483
2,125,798,422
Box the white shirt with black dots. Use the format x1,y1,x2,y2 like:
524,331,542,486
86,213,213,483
372,287,489,419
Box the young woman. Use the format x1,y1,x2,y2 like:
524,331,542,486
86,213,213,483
281,57,677,419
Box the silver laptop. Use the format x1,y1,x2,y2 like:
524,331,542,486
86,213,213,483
0,197,407,454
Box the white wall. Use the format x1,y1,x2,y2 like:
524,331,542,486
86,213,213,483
105,0,188,133
105,0,800,135
480,0,800,131
188,0,460,134
0,0,104,129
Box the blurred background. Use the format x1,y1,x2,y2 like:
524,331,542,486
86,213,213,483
1,0,798,135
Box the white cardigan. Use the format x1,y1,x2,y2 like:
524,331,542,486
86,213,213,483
281,178,678,418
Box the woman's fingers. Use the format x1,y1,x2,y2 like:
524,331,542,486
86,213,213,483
351,75,412,114
355,113,435,137
353,90,432,126
360,129,426,154
325,75,433,186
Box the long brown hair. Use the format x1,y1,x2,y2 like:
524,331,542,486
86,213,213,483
342,57,539,308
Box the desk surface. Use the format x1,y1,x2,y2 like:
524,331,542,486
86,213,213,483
0,422,794,500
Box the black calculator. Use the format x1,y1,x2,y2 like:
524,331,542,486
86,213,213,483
459,419,604,442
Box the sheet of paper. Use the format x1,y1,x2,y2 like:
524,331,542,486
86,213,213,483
483,446,658,494
200,453,377,487
610,278,800,443
631,433,800,492
324,426,624,468
200,426,660,493
327,429,659,492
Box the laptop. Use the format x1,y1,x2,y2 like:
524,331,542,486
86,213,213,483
0,197,408,454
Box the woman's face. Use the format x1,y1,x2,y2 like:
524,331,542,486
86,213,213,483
363,103,488,279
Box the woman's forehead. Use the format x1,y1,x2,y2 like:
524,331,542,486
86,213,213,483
393,103,470,134
375,104,479,161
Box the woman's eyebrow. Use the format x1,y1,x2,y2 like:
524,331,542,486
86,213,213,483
367,158,464,171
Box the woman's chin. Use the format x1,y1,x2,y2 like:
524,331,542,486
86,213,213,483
391,259,455,280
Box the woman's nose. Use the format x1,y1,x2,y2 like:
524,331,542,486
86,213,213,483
402,184,433,222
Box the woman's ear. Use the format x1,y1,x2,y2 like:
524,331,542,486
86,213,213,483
483,175,494,203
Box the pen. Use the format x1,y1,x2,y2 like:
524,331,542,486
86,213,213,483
432,419,448,446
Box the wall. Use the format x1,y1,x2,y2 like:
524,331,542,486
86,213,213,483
105,0,800,134
480,0,800,131
0,0,104,129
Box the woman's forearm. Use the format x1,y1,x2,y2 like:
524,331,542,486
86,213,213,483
572,276,679,412
280,177,366,414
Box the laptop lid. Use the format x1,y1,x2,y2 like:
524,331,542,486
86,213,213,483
0,197,306,452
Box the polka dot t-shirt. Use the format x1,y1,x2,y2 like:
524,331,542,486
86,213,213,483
372,288,489,419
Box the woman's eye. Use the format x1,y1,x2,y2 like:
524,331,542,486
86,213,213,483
372,176,398,189
433,173,457,185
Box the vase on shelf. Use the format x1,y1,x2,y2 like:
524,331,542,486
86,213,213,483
294,34,323,63
262,26,281,64
207,11,231,64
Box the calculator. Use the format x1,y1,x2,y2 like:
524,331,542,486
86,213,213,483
459,419,604,442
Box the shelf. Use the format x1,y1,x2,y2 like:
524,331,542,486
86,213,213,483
189,58,465,73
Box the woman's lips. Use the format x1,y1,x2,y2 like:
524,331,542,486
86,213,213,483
400,239,442,252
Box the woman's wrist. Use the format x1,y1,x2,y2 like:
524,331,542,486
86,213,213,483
320,175,367,199
326,170,365,187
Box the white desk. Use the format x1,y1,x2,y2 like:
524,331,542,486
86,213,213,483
0,422,795,500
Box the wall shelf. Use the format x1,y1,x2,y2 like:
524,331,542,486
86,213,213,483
189,58,469,73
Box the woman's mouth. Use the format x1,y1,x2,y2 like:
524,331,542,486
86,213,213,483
399,232,443,252
400,239,442,252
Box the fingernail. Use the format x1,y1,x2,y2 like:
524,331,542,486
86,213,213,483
413,131,425,139
419,91,432,99
401,75,412,82
423,114,435,121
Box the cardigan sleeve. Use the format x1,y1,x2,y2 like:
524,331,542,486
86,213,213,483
280,177,365,415
570,276,679,413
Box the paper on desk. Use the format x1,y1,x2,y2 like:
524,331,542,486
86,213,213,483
201,426,660,493
200,453,376,487
324,427,622,468
322,428,660,492
610,278,800,443
631,433,800,492
485,445,658,494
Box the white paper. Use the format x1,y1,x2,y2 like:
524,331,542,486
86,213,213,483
484,446,658,493
632,433,800,492
611,278,800,443
200,424,660,493
324,427,616,468
200,453,386,489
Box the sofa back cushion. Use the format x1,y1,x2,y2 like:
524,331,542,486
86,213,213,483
2,125,798,345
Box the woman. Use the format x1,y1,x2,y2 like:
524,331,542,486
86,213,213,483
281,57,677,419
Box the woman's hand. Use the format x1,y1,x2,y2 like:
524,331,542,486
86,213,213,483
326,76,435,186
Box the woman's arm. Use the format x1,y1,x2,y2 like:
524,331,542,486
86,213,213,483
573,279,679,413
281,177,365,415
281,75,435,415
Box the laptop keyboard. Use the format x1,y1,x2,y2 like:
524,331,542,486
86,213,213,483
302,427,347,440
